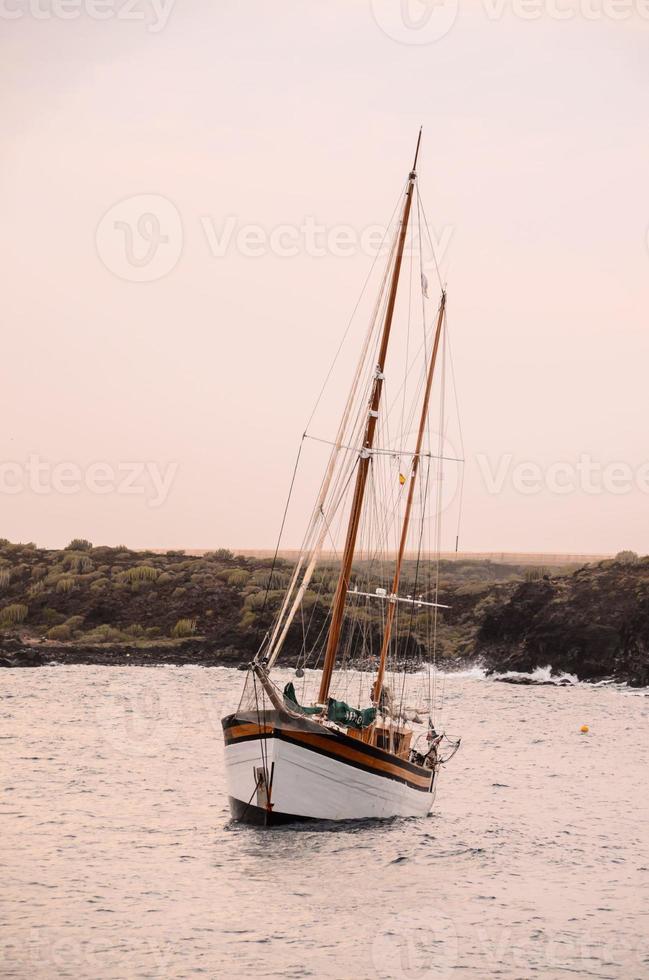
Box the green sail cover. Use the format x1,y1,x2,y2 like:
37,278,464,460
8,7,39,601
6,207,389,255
283,683,376,730
283,682,321,716
327,698,376,731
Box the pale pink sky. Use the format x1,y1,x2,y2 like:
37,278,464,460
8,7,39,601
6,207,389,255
1,2,648,554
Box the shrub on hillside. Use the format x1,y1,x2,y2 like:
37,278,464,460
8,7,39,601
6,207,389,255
172,618,197,638
239,610,256,629
42,608,64,626
67,539,92,551
63,553,94,574
84,624,126,643
64,615,84,632
117,565,160,584
615,550,639,564
0,603,28,626
47,625,71,641
524,566,549,582
45,566,66,585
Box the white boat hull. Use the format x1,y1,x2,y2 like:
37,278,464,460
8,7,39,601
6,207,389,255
222,710,436,824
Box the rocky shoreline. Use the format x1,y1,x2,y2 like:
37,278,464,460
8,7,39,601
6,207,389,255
476,562,649,688
0,638,244,670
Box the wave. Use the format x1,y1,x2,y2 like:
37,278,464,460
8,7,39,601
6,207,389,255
487,664,579,686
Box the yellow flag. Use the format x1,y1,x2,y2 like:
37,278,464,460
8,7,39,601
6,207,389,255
399,473,406,486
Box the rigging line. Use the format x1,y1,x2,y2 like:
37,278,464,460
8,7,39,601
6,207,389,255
400,205,414,467
267,345,379,662
297,564,330,670
320,454,359,564
417,190,436,715
416,184,444,293
416,192,432,478
272,212,399,640
257,436,305,633
398,455,431,720
303,181,407,435
383,314,440,422
445,313,465,458
252,671,271,809
302,434,464,464
432,308,448,723
445,314,466,551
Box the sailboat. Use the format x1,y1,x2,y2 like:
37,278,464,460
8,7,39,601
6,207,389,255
222,131,461,824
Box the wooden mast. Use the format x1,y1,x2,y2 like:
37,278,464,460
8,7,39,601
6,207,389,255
317,130,422,705
372,289,447,706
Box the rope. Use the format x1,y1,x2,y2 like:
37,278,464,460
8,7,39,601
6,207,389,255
256,437,305,645
303,182,407,434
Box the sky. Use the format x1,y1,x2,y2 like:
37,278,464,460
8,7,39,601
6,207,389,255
1,0,648,554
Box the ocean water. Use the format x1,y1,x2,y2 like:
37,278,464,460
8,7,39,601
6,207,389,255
1,665,647,979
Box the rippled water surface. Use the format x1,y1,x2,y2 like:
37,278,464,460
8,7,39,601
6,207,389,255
1,666,648,979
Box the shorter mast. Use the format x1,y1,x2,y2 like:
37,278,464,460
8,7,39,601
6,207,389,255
372,290,447,705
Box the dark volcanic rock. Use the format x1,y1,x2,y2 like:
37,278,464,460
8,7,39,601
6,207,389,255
41,640,244,668
477,559,649,686
493,676,574,687
0,647,45,668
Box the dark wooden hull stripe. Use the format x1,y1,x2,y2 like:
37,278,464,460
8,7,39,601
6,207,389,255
222,714,429,779
223,719,434,793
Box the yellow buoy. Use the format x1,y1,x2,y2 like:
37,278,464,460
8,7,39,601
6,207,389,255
580,724,589,734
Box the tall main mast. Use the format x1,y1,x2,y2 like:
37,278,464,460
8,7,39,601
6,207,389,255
317,130,422,704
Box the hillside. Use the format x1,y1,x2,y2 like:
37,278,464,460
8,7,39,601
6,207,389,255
0,538,541,668
0,539,646,685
